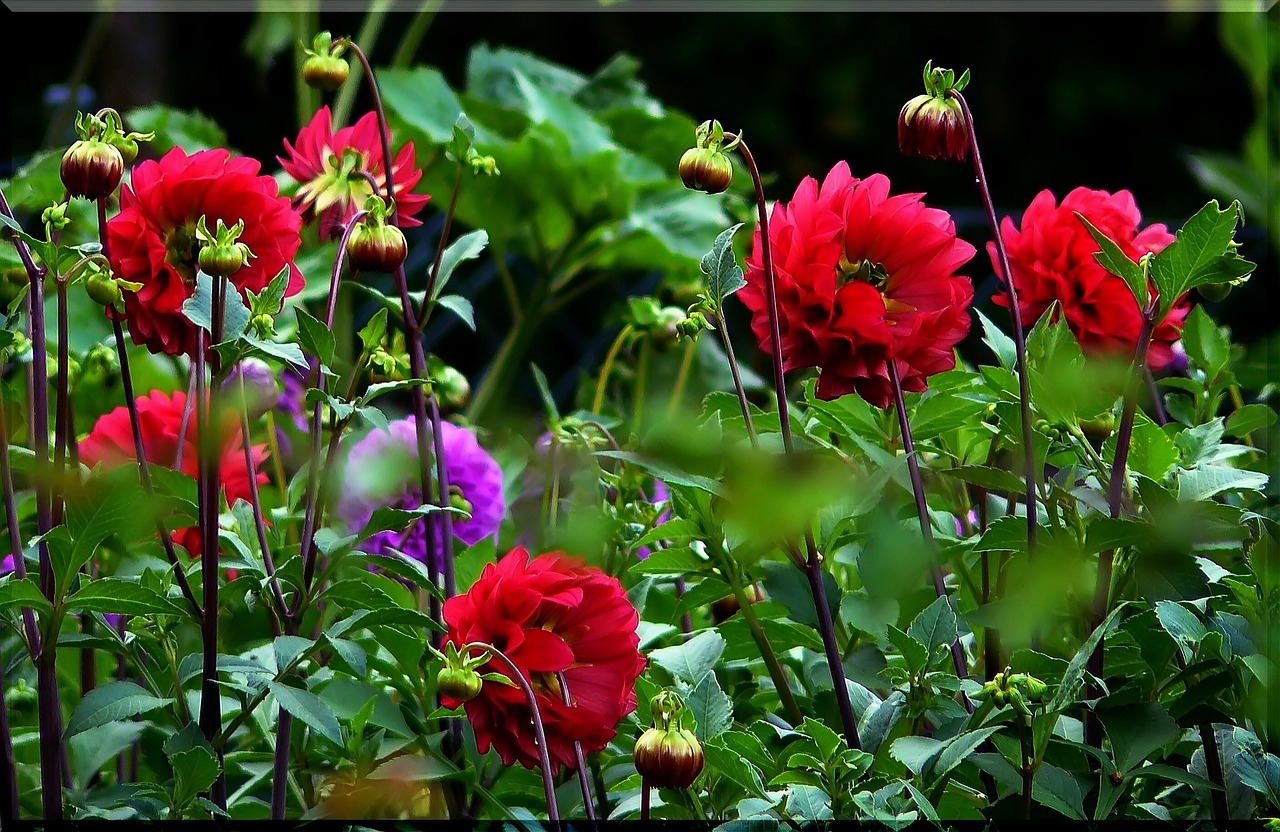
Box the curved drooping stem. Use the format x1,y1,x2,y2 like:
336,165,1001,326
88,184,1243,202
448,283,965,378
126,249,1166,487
461,643,560,821
887,360,972,705
1,391,41,651
555,671,597,821
725,133,861,750
951,91,1040,607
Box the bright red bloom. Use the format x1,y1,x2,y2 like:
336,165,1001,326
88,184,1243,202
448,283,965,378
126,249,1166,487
739,163,975,409
79,388,268,558
441,547,645,774
106,147,303,357
279,106,430,240
989,187,1186,370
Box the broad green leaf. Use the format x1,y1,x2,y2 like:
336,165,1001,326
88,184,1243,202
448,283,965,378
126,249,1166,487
785,784,832,820
941,465,1027,496
1033,762,1086,820
181,271,250,343
294,307,335,367
906,595,959,660
169,746,220,810
648,629,724,686
976,308,1017,370
64,579,187,617
594,450,724,496
1154,600,1208,654
1226,404,1277,438
1149,200,1255,317
886,626,929,675
0,577,52,617
890,735,943,776
357,307,389,354
67,721,147,792
1047,603,1126,714
1177,464,1269,502
380,67,468,145
431,229,488,300
933,726,1003,782
1077,212,1150,309
686,671,732,742
703,736,767,798
701,222,746,306
1181,305,1231,381
273,635,315,674
630,546,705,577
64,681,173,738
1099,702,1180,773
858,690,907,756
436,294,476,330
126,105,228,154
268,681,344,747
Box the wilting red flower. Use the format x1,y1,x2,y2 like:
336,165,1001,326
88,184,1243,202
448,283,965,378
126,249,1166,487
279,106,430,239
739,162,975,409
79,388,268,558
441,547,645,773
106,147,303,357
990,187,1186,370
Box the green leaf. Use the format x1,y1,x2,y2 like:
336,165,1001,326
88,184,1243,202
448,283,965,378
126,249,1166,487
294,307,334,367
1149,199,1255,317
357,307,389,355
1226,404,1277,438
933,726,1003,782
1154,600,1207,653
785,784,832,820
1077,212,1150,309
906,595,958,661
529,363,559,422
594,450,724,496
1175,418,1225,468
435,294,476,330
1033,762,1086,820
0,577,52,617
703,736,767,798
701,223,746,307
1181,305,1231,381
1104,412,1180,483
648,629,724,686
64,579,187,617
1047,603,1126,714
630,546,705,577
67,721,147,792
432,230,488,301
246,266,293,319
64,681,173,738
268,681,344,747
686,670,732,742
1236,737,1280,807
941,465,1027,496
1099,702,1180,773
380,67,468,145
126,105,228,154
858,690,906,756
1177,464,1269,502
169,746,221,810
181,272,249,344
273,635,315,675
890,735,944,775
886,626,929,675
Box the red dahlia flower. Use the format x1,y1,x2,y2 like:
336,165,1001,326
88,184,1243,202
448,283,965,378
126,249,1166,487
739,162,975,409
989,187,1186,370
279,106,430,239
79,388,268,558
441,547,646,773
106,147,303,357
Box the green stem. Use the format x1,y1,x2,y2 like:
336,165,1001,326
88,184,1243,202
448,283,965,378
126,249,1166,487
667,339,697,420
633,338,651,427
592,324,634,415
331,0,392,129
391,0,442,67
294,6,320,129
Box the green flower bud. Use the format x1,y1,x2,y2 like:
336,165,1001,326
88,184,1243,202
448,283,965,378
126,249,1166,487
61,137,124,201
85,269,122,308
41,202,70,231
434,364,470,411
346,222,408,274
436,666,483,702
897,62,971,163
195,216,254,279
251,313,276,340
302,31,350,92
678,146,733,195
634,726,704,789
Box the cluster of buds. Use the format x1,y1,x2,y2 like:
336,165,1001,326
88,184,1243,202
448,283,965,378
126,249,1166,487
675,295,717,342
42,202,70,234
626,296,688,350
972,668,1049,717
543,415,610,455
678,120,739,195
898,61,971,163
634,690,704,789
369,331,412,382
302,31,350,92
59,109,153,200
195,216,254,279
347,195,408,274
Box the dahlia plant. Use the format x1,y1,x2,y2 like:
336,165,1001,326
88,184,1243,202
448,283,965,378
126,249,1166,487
0,9,1276,827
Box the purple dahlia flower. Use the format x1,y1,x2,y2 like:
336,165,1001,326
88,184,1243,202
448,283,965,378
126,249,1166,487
336,416,505,568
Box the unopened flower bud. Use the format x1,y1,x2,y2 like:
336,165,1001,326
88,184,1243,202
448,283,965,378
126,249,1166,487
436,666,483,702
196,216,254,278
634,726,704,789
1197,282,1232,303
6,679,36,710
303,31,350,92
61,134,125,201
651,306,687,350
678,147,733,195
346,203,408,274
251,313,276,339
85,269,122,308
448,485,474,518
42,202,70,231
224,358,281,421
898,62,971,163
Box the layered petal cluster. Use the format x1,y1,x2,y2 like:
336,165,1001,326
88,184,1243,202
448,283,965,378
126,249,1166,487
739,163,975,409
335,417,505,568
79,389,268,557
279,106,430,239
441,547,646,773
106,147,303,357
989,187,1186,369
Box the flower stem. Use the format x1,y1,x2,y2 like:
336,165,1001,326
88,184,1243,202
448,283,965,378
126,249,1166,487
1017,713,1034,820
1086,305,1156,749
633,338,651,427
887,359,972,705
390,0,442,67
463,642,560,821
271,711,294,819
640,780,651,821
1,392,41,651
556,671,596,821
235,378,290,627
51,278,71,525
592,324,634,415
952,92,1040,636
727,133,861,749
667,339,697,420
330,0,392,129
712,312,759,449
